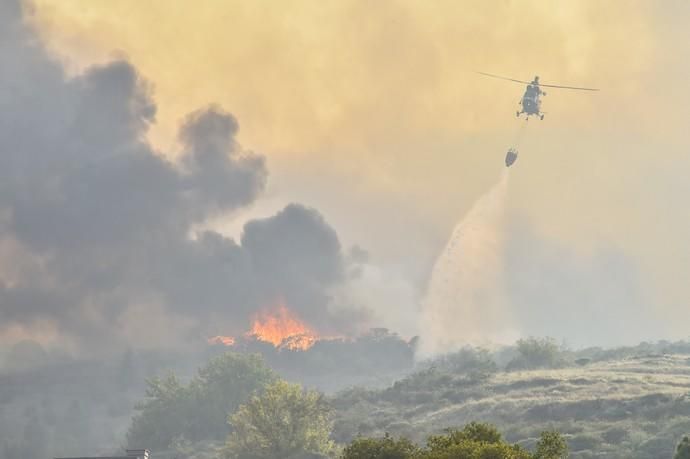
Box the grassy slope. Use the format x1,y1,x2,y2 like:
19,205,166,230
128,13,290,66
332,354,690,458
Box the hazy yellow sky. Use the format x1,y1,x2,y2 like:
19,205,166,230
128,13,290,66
27,0,690,340
31,1,671,149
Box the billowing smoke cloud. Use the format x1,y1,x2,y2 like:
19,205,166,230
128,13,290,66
0,0,364,353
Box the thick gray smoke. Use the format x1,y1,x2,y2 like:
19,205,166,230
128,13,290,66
0,0,365,353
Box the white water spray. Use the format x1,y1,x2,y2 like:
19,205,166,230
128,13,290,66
417,169,517,357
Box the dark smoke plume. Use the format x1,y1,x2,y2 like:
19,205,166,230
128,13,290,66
0,0,363,353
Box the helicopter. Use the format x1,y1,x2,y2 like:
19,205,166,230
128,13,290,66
477,72,599,120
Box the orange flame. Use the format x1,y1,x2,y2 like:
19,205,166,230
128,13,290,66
208,335,236,346
246,301,318,350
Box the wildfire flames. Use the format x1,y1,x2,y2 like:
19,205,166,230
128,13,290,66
248,302,318,350
208,335,236,346
207,300,320,351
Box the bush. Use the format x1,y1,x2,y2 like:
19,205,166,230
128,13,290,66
341,433,419,459
507,338,564,371
341,422,543,459
534,430,568,459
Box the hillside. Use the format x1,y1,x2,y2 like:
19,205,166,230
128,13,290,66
3,340,689,458
332,350,690,458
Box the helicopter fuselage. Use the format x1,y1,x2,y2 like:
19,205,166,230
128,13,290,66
518,84,545,120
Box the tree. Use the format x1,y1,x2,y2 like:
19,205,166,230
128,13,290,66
676,436,690,459
422,441,531,459
341,433,419,459
192,352,276,440
223,380,335,459
423,423,531,459
534,430,568,459
127,352,276,450
127,373,193,450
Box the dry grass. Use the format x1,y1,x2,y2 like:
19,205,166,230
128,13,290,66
333,353,690,458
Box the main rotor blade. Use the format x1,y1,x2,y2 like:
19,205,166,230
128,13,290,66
476,72,531,85
477,71,600,91
539,83,599,91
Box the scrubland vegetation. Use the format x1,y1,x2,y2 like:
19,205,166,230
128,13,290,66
333,339,690,458
1,337,689,458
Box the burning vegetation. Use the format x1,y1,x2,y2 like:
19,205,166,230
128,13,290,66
208,335,236,346
208,300,329,351
248,302,319,350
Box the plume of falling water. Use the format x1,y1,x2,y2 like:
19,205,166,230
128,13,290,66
417,169,517,358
